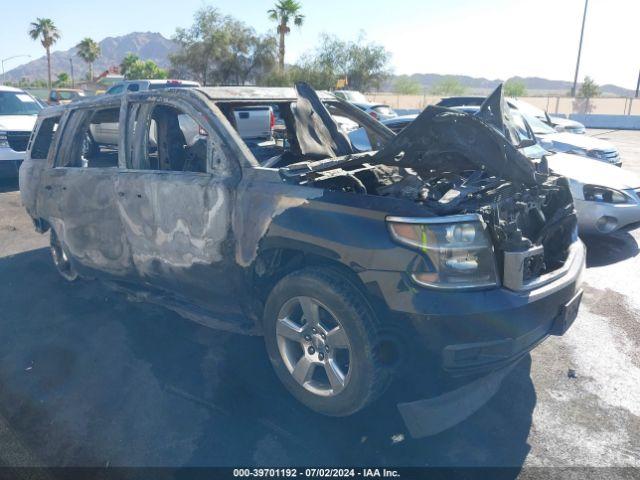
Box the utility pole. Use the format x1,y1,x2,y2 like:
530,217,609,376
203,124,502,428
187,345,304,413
571,0,589,97
1,54,31,85
69,58,75,88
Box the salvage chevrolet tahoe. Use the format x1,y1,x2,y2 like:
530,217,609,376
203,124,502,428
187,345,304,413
19,84,585,417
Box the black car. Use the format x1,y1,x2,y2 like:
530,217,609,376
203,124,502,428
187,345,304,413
19,83,584,418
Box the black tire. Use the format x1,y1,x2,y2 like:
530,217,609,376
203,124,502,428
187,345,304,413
263,267,392,416
50,230,78,282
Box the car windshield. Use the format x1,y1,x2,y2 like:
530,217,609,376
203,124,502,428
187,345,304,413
509,99,546,119
57,91,83,100
518,110,556,135
373,105,395,116
0,91,42,115
340,91,368,103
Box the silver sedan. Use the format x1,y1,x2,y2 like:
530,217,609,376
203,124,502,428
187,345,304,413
547,154,640,235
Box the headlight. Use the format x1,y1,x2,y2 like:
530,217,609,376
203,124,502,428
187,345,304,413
387,215,498,290
0,131,8,148
583,185,630,204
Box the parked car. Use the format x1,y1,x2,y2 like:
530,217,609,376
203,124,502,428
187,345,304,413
334,89,398,121
384,96,638,235
0,86,43,178
510,98,586,135
546,155,640,235
20,84,584,417
437,96,586,134
388,104,621,167
333,90,369,103
47,88,86,106
351,102,398,121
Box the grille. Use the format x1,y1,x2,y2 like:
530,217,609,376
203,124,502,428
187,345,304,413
592,149,620,163
7,131,31,152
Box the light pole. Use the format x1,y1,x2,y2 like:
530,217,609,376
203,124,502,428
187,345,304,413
69,58,75,88
571,0,589,97
1,54,31,85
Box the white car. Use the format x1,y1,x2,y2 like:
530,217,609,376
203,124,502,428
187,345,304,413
510,98,586,135
437,96,586,134
444,105,621,167
547,154,640,235
0,86,43,178
334,90,398,121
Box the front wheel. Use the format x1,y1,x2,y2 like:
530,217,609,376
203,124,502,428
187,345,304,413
50,230,78,282
263,267,392,416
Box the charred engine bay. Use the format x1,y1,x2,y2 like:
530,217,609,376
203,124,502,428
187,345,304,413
298,160,577,278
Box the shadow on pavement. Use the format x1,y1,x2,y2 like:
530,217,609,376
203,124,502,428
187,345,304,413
583,231,639,267
0,178,19,194
0,248,535,472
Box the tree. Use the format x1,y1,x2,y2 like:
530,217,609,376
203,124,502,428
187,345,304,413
577,76,601,113
430,76,466,96
268,0,304,71
120,53,140,78
504,79,527,97
76,37,101,82
277,34,390,91
28,18,61,89
124,59,168,80
394,76,422,95
171,6,277,85
54,72,70,87
578,76,600,99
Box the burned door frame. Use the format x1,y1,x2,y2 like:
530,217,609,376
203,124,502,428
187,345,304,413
113,91,251,329
37,99,136,279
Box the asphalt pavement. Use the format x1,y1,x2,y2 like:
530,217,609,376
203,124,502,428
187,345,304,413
0,129,638,473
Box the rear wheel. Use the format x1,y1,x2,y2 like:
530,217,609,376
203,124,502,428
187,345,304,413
263,267,392,416
50,230,78,282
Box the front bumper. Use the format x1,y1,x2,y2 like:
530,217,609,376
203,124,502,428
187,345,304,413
575,197,640,234
361,240,586,375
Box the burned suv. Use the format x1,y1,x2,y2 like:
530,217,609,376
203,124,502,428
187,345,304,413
20,83,584,417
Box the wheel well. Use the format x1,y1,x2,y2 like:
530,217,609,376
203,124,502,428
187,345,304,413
33,217,51,234
252,248,405,368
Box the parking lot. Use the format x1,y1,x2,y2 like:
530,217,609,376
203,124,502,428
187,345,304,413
0,129,639,472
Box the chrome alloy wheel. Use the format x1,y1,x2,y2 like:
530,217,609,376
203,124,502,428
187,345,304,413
275,296,352,397
50,231,77,281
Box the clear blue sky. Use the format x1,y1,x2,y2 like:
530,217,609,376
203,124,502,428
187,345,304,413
2,0,638,89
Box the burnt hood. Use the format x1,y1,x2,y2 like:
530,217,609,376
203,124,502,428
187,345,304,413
369,84,538,186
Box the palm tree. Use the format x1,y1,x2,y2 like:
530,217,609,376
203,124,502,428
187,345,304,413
76,37,101,82
28,18,61,89
120,53,139,78
268,0,304,71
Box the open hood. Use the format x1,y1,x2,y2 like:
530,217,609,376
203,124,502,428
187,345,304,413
369,84,538,186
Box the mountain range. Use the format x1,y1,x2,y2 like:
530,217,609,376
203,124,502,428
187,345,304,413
4,32,635,97
384,73,635,97
4,32,177,82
